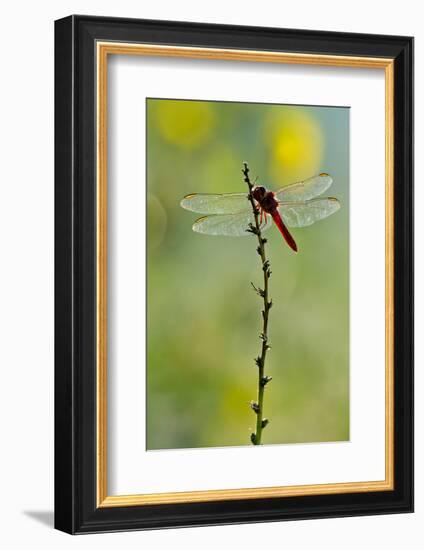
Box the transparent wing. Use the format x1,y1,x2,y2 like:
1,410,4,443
275,173,333,202
192,211,272,237
180,193,249,214
279,197,340,228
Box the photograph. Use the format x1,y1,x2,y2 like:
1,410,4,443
146,98,349,450
52,15,413,534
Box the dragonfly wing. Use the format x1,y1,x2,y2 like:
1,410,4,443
180,192,249,214
279,197,340,228
192,210,272,237
275,173,333,202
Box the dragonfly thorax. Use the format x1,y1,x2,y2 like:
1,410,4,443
252,186,278,213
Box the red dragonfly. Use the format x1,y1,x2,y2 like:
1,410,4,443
180,173,340,252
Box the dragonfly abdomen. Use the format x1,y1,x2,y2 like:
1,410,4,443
270,209,298,252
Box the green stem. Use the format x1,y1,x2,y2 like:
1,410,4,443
242,163,272,446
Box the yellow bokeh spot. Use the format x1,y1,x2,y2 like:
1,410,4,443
264,108,324,185
153,100,215,150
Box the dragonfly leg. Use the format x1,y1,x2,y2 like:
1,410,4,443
260,210,268,229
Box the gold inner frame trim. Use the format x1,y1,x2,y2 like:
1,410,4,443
96,41,395,508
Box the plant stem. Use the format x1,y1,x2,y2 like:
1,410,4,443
242,162,272,446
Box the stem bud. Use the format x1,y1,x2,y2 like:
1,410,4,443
250,401,260,414
260,375,272,386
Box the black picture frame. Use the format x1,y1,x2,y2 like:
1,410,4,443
55,14,413,534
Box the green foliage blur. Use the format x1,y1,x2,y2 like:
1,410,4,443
146,98,349,450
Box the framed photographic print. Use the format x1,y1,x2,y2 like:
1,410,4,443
54,15,413,534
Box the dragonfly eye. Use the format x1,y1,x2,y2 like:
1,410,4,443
252,186,266,201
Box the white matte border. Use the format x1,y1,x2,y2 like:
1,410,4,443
107,55,386,496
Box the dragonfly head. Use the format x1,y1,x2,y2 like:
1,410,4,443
252,186,266,202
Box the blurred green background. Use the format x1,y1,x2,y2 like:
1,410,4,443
146,98,349,450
